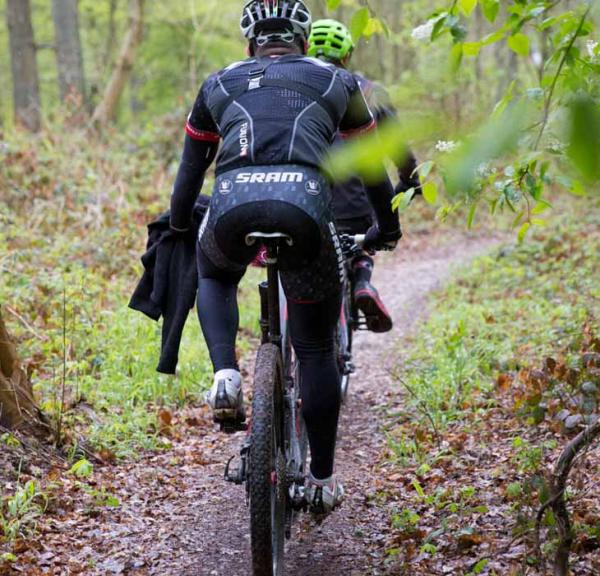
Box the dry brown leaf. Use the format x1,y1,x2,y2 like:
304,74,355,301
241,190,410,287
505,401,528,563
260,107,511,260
457,532,485,549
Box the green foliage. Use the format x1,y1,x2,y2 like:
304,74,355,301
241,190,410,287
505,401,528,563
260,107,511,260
328,0,600,231
391,198,599,434
69,459,94,479
0,480,49,542
0,125,261,457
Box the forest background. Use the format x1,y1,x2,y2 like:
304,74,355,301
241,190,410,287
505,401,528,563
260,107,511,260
0,0,599,574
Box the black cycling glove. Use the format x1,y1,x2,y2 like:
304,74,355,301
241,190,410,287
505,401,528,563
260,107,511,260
363,224,402,253
364,176,401,242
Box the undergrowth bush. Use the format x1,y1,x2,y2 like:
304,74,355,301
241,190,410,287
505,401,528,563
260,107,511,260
393,197,600,433
1,125,258,458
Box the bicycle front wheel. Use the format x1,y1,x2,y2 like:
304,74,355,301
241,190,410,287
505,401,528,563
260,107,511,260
249,343,286,576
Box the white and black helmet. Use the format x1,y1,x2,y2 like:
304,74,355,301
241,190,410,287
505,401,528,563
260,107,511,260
240,0,312,41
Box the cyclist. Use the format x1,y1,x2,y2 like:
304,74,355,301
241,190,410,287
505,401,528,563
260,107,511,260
308,19,421,333
169,0,401,514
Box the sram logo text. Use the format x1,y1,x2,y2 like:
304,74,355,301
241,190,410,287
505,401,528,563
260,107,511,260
235,172,304,184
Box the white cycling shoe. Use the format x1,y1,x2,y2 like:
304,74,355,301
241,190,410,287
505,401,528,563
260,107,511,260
306,472,345,515
206,369,246,424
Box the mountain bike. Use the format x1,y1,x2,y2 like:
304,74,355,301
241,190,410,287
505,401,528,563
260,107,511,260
225,231,364,576
337,234,366,401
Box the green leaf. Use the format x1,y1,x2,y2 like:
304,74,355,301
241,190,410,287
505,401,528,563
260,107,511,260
326,0,342,10
431,14,448,41
415,160,435,179
422,181,438,205
363,18,385,38
568,96,600,182
450,42,464,72
481,0,500,22
472,558,490,574
508,33,530,56
482,29,506,45
412,478,425,498
69,458,93,478
105,495,120,507
392,188,415,213
1,553,17,563
492,80,516,118
517,222,531,243
511,210,525,229
350,8,370,41
531,200,551,214
458,0,478,17
463,42,482,57
570,180,586,196
466,202,477,229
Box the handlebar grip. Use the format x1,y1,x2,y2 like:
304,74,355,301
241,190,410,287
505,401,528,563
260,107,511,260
354,234,366,250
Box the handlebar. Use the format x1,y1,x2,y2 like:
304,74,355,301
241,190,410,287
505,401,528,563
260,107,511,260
339,234,366,259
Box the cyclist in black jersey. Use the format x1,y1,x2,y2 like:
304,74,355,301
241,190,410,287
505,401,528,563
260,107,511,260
308,19,421,333
169,0,401,514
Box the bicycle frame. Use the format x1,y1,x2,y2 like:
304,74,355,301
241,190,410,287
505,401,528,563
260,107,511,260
225,232,365,575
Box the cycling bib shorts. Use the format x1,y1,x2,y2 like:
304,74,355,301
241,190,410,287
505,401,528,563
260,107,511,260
199,164,344,302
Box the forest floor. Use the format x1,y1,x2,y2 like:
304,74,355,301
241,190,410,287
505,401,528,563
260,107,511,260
1,227,500,575
2,203,599,576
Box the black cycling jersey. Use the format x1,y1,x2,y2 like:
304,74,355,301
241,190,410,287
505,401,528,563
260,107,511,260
171,50,398,481
186,54,375,174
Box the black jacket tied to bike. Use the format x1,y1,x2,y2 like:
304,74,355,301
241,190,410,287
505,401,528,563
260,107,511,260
129,196,209,374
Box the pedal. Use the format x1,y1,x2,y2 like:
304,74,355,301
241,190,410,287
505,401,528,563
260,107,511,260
224,442,250,485
343,361,355,375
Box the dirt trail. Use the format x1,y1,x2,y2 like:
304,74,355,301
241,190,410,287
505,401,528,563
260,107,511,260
29,230,501,576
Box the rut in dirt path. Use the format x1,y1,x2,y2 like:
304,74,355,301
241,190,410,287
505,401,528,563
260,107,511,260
33,231,500,576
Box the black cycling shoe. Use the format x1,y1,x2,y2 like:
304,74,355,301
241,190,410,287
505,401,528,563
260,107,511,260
354,280,393,333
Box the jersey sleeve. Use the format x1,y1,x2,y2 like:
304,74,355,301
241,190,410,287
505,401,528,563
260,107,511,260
338,72,376,139
185,76,221,144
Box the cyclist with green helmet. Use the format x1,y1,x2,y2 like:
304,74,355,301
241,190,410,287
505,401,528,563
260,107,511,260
309,19,421,333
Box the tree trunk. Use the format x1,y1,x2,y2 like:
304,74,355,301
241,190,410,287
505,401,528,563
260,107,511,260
129,71,144,115
91,0,145,126
5,0,41,132
52,0,86,107
103,0,119,73
0,307,47,435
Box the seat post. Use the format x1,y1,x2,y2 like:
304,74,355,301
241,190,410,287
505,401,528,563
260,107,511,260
265,241,282,346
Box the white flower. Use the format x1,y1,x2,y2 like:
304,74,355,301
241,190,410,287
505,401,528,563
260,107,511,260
412,14,446,42
435,140,458,153
547,139,566,154
476,162,495,178
587,40,598,59
531,50,543,68
411,19,435,41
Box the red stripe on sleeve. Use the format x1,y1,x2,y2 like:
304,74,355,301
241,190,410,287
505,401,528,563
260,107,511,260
339,118,377,139
185,121,220,143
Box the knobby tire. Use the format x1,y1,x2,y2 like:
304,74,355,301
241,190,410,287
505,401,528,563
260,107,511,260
249,343,285,576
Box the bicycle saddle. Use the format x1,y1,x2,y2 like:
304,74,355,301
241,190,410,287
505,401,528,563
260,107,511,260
245,232,294,247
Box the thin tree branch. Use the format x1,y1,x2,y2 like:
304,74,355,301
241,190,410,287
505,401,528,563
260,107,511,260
534,6,591,151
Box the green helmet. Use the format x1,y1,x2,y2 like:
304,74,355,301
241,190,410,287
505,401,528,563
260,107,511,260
308,19,354,63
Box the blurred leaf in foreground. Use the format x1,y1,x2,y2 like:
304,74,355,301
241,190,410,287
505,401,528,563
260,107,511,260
568,95,600,184
442,103,532,197
323,116,438,184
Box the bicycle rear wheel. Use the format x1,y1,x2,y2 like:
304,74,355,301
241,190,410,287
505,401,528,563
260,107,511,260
338,282,354,402
249,343,286,576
